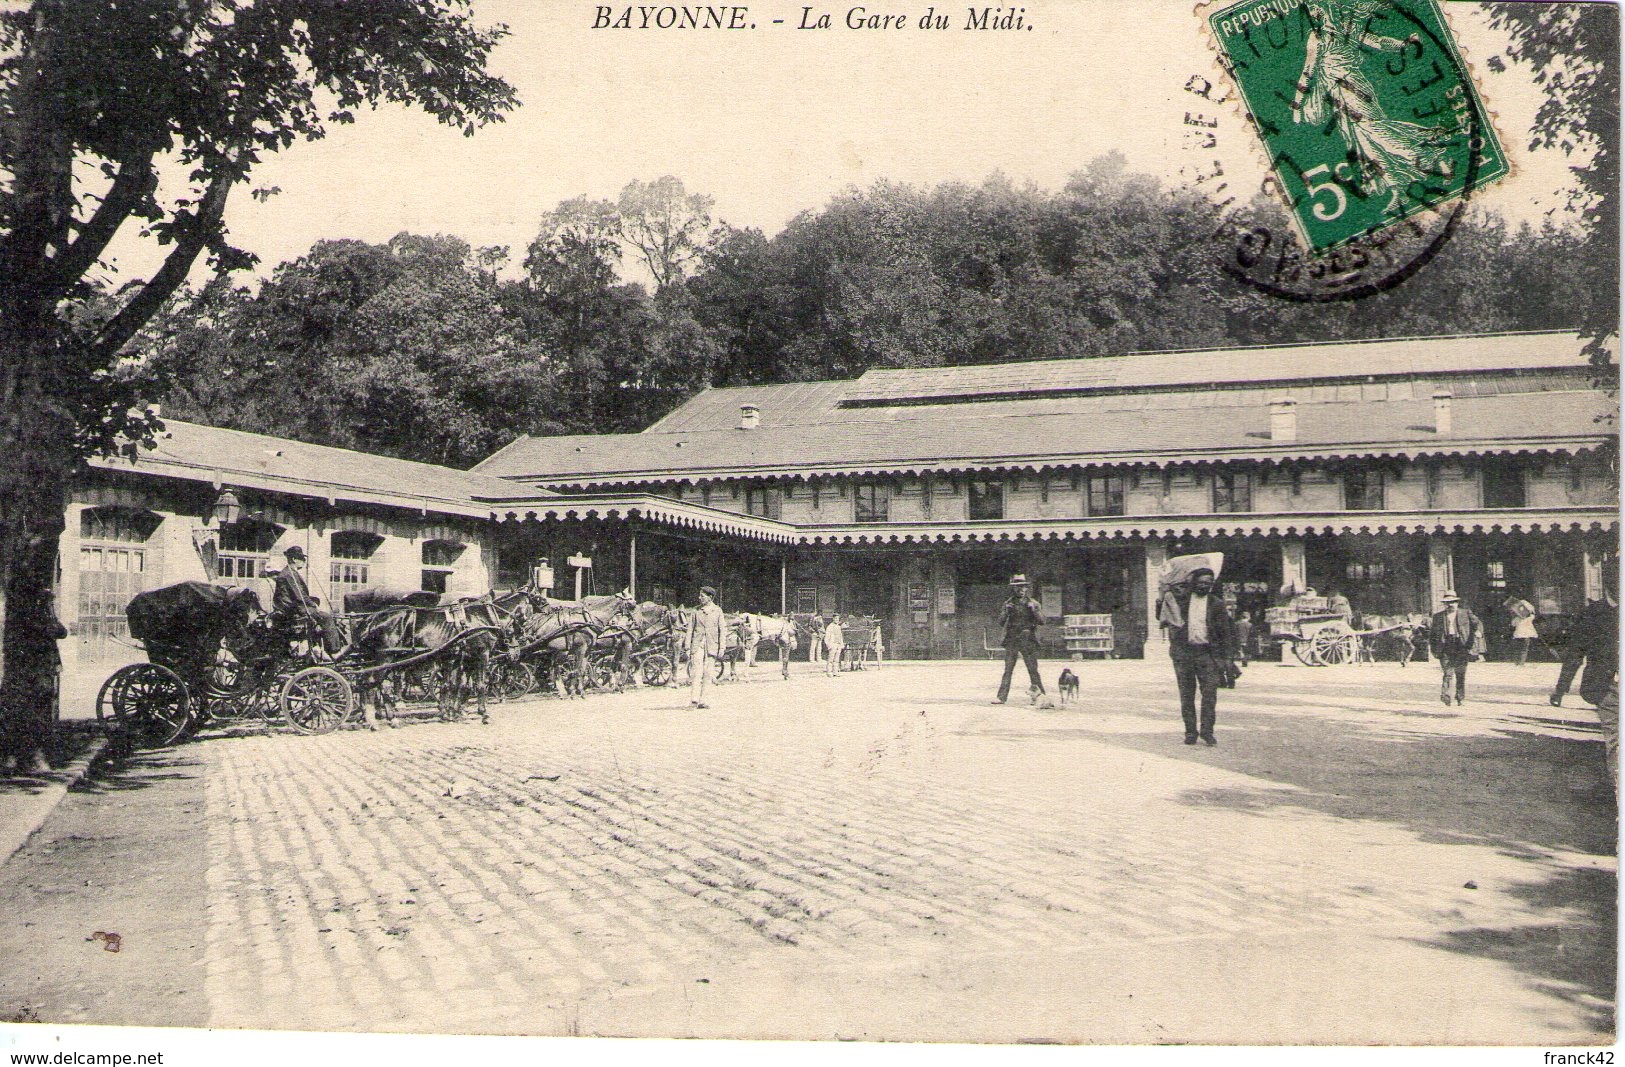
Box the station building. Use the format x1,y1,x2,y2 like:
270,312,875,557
62,330,1618,668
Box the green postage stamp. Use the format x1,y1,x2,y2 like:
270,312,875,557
1207,0,1508,252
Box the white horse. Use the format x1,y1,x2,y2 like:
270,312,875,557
741,613,799,679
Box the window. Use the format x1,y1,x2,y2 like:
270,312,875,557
853,483,889,523
745,485,781,520
217,518,282,581
1481,458,1526,509
1087,474,1126,517
421,539,464,595
1343,468,1385,511
330,531,382,594
1424,464,1442,508
1486,560,1507,591
1212,471,1252,513
1346,561,1387,581
80,507,159,543
968,479,1004,521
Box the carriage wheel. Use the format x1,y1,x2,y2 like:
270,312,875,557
1312,624,1357,666
587,653,617,691
640,653,673,687
281,667,353,734
101,663,192,747
489,658,536,701
1291,639,1321,667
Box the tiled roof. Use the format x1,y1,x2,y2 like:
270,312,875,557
96,419,541,517
472,389,1615,486
842,330,1603,404
641,380,855,432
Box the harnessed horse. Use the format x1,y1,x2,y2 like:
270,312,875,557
347,591,508,726
739,613,799,679
515,591,636,697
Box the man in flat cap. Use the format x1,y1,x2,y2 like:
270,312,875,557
1163,566,1236,745
687,585,725,708
992,574,1051,707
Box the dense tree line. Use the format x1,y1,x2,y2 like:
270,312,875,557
145,164,1604,468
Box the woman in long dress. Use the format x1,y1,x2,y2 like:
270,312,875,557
1291,0,1456,215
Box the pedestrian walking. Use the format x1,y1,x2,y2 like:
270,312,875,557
807,614,825,667
1160,566,1236,745
1504,594,1539,666
991,574,1051,707
1429,591,1482,706
1552,562,1619,708
1235,611,1254,666
823,614,845,675
687,585,725,708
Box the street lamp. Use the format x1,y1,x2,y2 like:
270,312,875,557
210,488,242,527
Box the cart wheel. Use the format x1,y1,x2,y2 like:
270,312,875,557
1312,624,1357,666
1291,639,1320,667
281,666,353,734
102,663,192,747
640,653,673,687
490,658,536,701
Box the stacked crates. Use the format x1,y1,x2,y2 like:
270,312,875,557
1063,614,1114,659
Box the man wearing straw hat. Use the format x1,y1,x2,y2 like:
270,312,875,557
991,574,1051,707
1429,590,1482,706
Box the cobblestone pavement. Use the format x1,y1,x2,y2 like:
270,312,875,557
2,658,1615,1043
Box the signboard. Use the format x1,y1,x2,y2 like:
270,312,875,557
531,563,554,590
936,587,956,616
1041,585,1063,620
567,555,592,568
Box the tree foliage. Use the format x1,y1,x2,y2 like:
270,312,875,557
1484,1,1619,366
0,0,516,767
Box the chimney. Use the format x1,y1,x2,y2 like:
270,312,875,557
1432,389,1453,435
1269,398,1297,443
739,403,760,430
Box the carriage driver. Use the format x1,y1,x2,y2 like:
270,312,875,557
271,545,342,654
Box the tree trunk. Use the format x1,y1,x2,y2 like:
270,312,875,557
0,322,75,773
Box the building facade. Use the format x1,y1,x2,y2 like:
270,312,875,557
60,331,1618,668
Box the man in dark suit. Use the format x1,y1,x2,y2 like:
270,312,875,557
1429,590,1481,706
272,545,340,653
991,574,1052,707
1552,560,1619,708
1164,567,1236,746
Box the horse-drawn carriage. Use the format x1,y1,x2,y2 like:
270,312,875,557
98,581,520,745
98,581,356,744
837,616,883,670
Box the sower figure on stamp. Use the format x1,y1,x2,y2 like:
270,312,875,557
1429,591,1482,706
687,585,724,709
1160,566,1236,746
991,574,1051,708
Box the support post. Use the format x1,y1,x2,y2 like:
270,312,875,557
1281,538,1307,596
780,554,787,615
1427,535,1454,611
629,529,637,601
1583,541,1605,603
1143,538,1168,650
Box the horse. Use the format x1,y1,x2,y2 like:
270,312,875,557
347,591,507,727
715,613,754,682
740,613,798,679
1358,613,1432,665
520,591,637,697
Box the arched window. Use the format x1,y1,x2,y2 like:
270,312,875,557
421,539,465,595
217,518,283,581
331,531,384,593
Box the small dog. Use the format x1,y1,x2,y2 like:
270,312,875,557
1057,668,1080,705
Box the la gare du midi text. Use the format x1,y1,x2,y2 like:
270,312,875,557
592,5,1032,31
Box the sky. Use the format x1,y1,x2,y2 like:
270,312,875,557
103,0,1586,285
